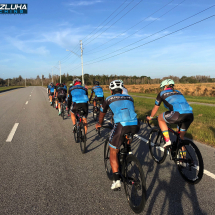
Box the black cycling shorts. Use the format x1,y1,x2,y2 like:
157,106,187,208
50,92,54,96
163,111,194,131
71,102,88,118
57,94,66,103
109,122,140,149
94,96,104,105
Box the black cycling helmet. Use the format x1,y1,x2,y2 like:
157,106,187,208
94,81,99,85
59,83,64,87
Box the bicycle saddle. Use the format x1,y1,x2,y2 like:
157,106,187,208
77,108,85,116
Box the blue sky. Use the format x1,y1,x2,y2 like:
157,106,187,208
0,0,215,79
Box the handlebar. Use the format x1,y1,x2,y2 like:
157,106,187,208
145,115,158,129
96,123,113,137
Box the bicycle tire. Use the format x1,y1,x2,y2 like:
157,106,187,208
93,106,97,121
61,103,64,120
80,123,86,154
122,155,146,214
74,125,78,143
176,139,204,184
104,138,113,180
148,128,167,164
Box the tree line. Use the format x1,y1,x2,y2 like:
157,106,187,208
0,74,214,87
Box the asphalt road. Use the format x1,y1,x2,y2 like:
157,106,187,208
0,86,214,215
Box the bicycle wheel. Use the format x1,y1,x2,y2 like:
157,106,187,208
176,140,204,184
61,104,64,120
74,124,78,143
104,138,113,180
80,123,86,154
148,128,167,164
93,106,97,121
123,155,146,214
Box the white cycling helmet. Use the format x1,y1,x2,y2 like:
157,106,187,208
118,79,123,84
160,79,175,89
70,83,73,86
109,80,124,90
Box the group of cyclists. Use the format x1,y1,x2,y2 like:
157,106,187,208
47,78,194,190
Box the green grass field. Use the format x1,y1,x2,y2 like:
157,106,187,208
103,90,215,105
0,86,25,92
102,91,215,147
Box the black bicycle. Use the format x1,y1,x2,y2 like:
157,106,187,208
147,118,204,184
74,108,87,154
93,99,101,121
98,124,146,214
51,96,56,108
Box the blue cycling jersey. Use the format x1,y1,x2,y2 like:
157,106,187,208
155,89,193,114
91,86,104,97
100,94,138,126
64,85,67,91
68,85,88,104
50,86,55,93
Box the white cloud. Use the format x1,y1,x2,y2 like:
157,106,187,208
69,9,84,15
6,37,49,55
145,17,161,21
69,0,102,6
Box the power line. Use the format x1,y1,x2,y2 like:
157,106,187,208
81,0,128,42
84,0,180,55
83,15,215,67
84,0,144,47
83,5,215,64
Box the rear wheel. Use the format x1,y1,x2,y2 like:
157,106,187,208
148,128,167,164
80,123,86,154
123,155,146,214
61,103,64,120
74,124,78,143
104,138,113,180
93,106,97,121
176,140,204,184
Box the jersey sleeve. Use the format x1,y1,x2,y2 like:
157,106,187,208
155,93,162,106
100,99,109,113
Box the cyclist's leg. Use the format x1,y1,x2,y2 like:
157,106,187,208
82,103,88,134
108,123,123,185
158,111,180,147
82,117,87,134
93,97,96,108
70,102,77,125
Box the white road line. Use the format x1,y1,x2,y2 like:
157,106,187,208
102,118,215,180
6,123,19,142
25,101,28,105
30,95,31,97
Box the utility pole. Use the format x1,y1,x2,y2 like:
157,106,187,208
8,78,9,87
59,61,61,83
52,67,53,83
80,40,84,85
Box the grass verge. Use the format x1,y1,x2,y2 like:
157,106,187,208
0,86,25,92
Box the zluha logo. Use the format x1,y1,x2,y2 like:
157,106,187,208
0,4,28,14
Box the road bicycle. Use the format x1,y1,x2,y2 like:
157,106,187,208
74,108,87,154
59,101,66,120
97,124,146,214
146,118,204,184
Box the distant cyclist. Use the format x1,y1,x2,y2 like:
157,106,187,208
67,78,89,134
49,83,56,105
47,83,52,94
56,83,67,115
118,79,128,95
55,83,60,109
146,79,193,148
89,81,104,107
95,80,140,190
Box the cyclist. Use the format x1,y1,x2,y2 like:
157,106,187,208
56,83,67,115
95,80,140,190
49,83,56,105
89,81,104,108
146,79,193,148
118,79,128,95
54,83,60,109
47,82,51,94
67,78,89,134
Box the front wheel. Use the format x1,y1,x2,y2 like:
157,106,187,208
104,138,113,180
176,140,204,184
148,128,167,164
80,123,86,154
123,155,146,214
